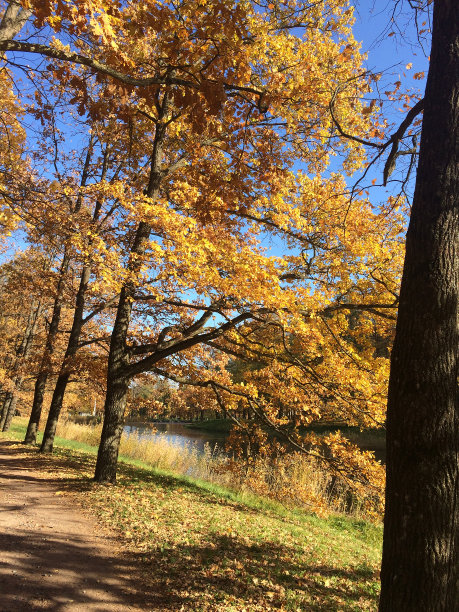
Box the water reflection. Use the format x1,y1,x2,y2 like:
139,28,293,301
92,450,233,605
123,422,227,455
123,421,386,463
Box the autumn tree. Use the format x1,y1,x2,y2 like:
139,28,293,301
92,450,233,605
0,0,403,492
0,1,412,525
81,1,396,483
0,249,54,430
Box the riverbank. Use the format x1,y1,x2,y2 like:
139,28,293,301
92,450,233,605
1,420,382,610
185,418,234,434
186,418,386,462
12,418,381,517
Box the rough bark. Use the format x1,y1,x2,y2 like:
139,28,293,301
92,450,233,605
379,1,459,610
94,108,168,482
93,222,152,482
0,2,31,42
93,370,129,483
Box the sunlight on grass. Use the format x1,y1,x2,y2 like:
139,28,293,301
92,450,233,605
54,419,370,518
2,420,382,610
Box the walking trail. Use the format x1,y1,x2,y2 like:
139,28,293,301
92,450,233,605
0,440,153,612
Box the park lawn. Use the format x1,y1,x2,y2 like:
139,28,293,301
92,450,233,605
2,419,382,611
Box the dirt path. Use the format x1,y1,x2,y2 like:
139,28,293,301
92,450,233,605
0,440,153,612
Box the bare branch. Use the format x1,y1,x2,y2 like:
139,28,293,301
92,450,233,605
383,98,425,185
82,294,120,325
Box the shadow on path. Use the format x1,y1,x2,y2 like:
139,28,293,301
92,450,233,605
0,440,152,612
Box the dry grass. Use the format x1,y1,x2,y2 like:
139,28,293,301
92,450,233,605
55,420,362,517
0,429,383,611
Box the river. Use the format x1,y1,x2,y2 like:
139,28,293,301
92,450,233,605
123,422,228,454
123,421,386,462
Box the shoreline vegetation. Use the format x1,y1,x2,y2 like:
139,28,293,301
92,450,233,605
184,419,386,446
2,417,382,610
129,417,387,460
58,418,381,516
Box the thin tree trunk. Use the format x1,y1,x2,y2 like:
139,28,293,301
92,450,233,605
2,382,21,431
0,392,13,429
2,300,44,431
379,1,459,609
25,251,71,444
40,138,106,453
40,263,91,452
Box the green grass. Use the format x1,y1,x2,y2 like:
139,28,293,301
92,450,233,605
2,418,382,610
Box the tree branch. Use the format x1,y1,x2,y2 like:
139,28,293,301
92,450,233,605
0,39,264,98
126,309,270,378
82,294,120,325
0,2,31,42
383,98,425,185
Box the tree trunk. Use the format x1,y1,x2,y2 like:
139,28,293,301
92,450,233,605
2,388,20,431
0,392,13,429
39,139,108,452
2,300,43,432
94,376,129,483
25,251,71,444
379,2,459,610
40,371,71,452
93,223,152,482
94,102,168,483
40,264,91,452
24,370,48,444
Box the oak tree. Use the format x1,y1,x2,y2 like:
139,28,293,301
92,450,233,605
379,1,459,608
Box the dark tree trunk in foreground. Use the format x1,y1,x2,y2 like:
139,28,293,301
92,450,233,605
93,369,129,483
379,1,459,610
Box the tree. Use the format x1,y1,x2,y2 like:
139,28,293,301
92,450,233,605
379,1,458,609
0,1,422,524
87,0,393,483
0,249,53,429
0,0,401,495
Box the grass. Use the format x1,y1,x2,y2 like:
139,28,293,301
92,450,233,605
2,417,382,610
27,418,378,516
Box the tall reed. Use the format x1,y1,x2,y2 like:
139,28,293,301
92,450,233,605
55,420,365,517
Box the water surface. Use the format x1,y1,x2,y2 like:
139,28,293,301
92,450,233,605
123,421,227,455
